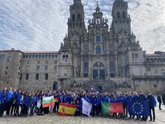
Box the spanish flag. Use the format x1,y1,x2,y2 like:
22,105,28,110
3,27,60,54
58,103,77,116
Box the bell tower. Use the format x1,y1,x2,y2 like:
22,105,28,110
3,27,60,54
111,0,131,35
67,0,86,36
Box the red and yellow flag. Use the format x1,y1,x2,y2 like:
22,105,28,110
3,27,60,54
54,98,59,103
58,103,77,116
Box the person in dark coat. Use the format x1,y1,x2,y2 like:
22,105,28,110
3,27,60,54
162,93,165,105
157,95,162,110
147,92,156,122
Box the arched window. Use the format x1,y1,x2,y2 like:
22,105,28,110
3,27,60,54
77,14,81,20
110,62,115,77
93,62,105,79
135,53,138,58
83,62,88,77
96,46,101,55
122,12,126,18
117,12,120,19
96,35,101,43
72,14,75,22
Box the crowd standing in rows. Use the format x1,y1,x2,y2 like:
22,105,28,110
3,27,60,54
0,87,165,122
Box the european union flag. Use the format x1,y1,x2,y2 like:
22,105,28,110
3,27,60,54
128,101,149,116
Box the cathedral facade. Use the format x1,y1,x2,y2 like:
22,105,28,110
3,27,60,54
0,0,165,92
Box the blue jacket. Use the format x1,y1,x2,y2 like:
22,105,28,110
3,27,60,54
75,96,82,112
60,95,65,103
122,96,127,106
32,96,38,105
0,91,4,104
139,94,146,101
93,96,100,106
147,95,156,107
116,96,124,102
64,96,73,104
17,93,22,104
127,96,133,105
7,91,14,102
25,96,31,107
133,95,139,102
100,96,110,103
84,96,91,103
3,91,8,103
110,97,116,103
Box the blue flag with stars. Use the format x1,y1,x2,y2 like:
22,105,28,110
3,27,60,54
128,101,149,116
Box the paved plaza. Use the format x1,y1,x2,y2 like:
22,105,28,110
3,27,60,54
0,107,164,124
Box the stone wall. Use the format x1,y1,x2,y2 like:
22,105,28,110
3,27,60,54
132,76,165,93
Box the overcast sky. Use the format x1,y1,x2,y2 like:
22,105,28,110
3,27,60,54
0,0,165,53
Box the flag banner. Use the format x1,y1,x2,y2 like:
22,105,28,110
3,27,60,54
54,98,59,103
42,96,54,108
110,102,124,113
58,103,77,116
128,101,149,116
81,98,92,117
101,102,110,116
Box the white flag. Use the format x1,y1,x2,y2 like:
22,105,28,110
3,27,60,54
81,98,92,117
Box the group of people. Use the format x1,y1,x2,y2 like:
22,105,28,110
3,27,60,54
0,87,164,122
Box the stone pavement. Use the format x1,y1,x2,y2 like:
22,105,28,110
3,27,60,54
0,107,164,124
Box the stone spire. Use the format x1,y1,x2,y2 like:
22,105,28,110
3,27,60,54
73,0,81,4
95,1,100,12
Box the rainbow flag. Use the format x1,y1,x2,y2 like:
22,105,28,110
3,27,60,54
58,103,77,116
42,96,54,108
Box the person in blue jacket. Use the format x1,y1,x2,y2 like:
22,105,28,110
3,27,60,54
127,92,133,119
3,87,8,115
75,94,82,116
16,90,23,116
116,92,124,118
133,92,141,119
10,89,18,116
147,91,156,122
64,93,73,104
25,93,32,115
30,93,38,115
123,91,128,117
0,90,4,117
92,94,101,116
6,87,14,115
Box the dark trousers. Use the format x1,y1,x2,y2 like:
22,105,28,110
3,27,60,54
53,102,59,113
123,105,128,117
92,104,101,116
149,107,155,121
10,103,17,115
0,103,4,116
158,102,162,110
20,104,28,116
4,101,12,115
30,105,34,115
16,104,21,116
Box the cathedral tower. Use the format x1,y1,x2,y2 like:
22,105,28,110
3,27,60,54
67,0,86,36
111,0,131,35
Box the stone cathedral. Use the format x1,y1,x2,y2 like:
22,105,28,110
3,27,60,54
0,0,165,93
